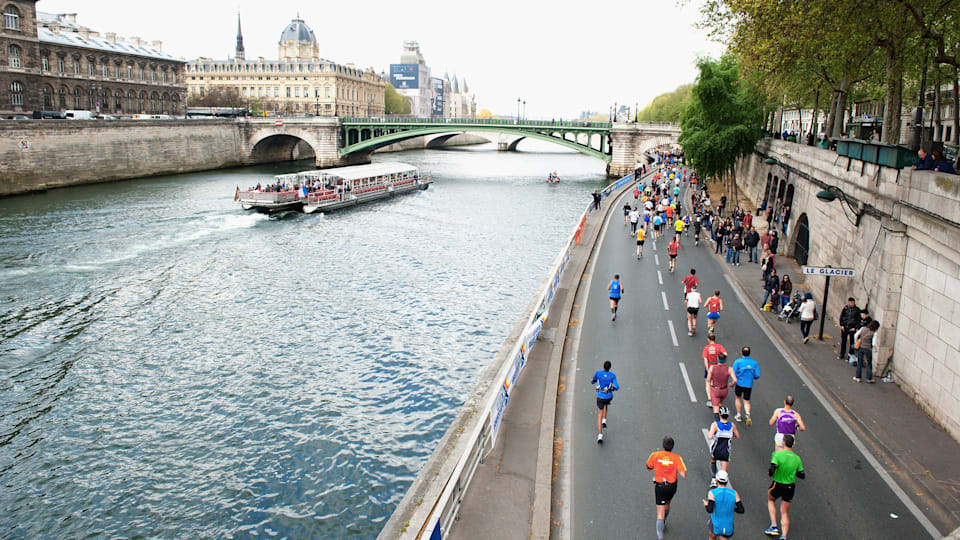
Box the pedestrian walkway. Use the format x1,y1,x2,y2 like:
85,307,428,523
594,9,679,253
706,180,960,536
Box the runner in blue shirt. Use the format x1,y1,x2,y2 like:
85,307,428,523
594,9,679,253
608,274,623,321
591,360,619,443
731,347,761,426
703,470,744,540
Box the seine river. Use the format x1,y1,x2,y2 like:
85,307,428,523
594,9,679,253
0,141,609,539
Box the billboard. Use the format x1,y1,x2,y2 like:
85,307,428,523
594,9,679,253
390,64,419,89
431,77,444,117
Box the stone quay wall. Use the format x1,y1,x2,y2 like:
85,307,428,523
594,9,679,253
734,139,960,440
0,119,245,196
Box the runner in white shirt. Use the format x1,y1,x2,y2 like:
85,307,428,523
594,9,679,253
629,209,640,234
685,285,702,337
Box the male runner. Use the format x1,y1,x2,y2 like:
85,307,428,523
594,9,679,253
636,225,646,259
682,268,699,300
694,214,703,246
674,216,685,240
702,333,728,407
704,470,744,540
765,434,805,539
623,201,632,226
707,406,740,477
685,285,702,337
708,354,737,417
769,396,806,450
590,360,619,443
629,207,640,234
608,274,623,321
705,290,724,333
653,214,662,239
732,347,761,426
646,436,687,540
667,236,681,273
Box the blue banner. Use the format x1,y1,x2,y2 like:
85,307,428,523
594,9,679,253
390,64,419,89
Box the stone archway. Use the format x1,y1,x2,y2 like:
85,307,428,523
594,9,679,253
793,213,810,266
250,134,317,163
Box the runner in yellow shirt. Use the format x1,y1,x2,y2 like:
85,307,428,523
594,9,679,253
636,226,646,259
674,217,685,241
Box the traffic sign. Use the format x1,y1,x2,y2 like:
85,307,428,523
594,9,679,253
17,140,31,152
802,266,856,277
274,120,283,127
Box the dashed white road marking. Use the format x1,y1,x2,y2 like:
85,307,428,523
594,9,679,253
667,320,679,347
678,362,697,403
657,271,663,285
661,291,669,310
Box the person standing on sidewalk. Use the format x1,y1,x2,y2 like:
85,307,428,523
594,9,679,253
797,293,816,343
731,233,743,266
732,347,760,426
745,226,759,262
778,275,793,312
769,230,780,255
769,395,806,450
718,194,727,217
838,297,862,360
853,320,880,383
646,436,687,540
761,268,779,311
765,434,805,539
590,361,619,443
704,469,744,540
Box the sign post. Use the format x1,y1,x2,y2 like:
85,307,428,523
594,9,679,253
802,266,856,340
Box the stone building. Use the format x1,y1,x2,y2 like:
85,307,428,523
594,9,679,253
186,15,385,117
442,72,476,119
0,1,186,117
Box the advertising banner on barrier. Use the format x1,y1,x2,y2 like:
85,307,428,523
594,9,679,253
490,384,509,447
507,347,525,389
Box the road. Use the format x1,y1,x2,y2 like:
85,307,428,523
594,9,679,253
568,179,927,539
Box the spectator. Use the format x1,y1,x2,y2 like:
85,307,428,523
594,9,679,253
798,292,817,344
743,210,753,230
731,233,743,266
913,148,933,171
761,249,776,282
931,150,957,174
779,275,793,311
853,320,881,383
769,230,780,255
781,206,791,236
760,230,772,253
761,268,779,310
745,227,760,263
837,298,862,361
869,129,880,142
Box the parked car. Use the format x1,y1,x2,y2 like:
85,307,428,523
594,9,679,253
32,110,65,119
7,115,30,120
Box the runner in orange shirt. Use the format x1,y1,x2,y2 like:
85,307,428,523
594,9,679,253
646,436,688,540
702,333,728,408
667,237,681,273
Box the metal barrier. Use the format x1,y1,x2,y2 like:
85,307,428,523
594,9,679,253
412,169,646,539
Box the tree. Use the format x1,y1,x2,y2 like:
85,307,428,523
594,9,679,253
679,56,765,192
384,83,411,115
186,87,243,108
477,108,494,119
637,84,693,122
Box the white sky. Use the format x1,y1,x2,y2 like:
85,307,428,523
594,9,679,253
37,0,725,118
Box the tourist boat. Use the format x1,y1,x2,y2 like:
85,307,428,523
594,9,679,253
236,162,431,214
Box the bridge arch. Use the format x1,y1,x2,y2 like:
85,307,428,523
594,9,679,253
250,133,317,164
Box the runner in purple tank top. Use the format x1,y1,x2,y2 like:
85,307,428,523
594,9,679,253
769,395,806,450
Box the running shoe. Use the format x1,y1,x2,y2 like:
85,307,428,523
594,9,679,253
597,433,603,443
611,313,616,321
602,418,607,427
705,400,713,408
710,477,717,488
734,414,742,423
746,416,753,427
763,525,780,536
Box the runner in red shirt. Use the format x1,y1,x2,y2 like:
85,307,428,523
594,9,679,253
667,238,681,273
681,268,699,300
708,356,738,417
702,333,728,407
705,289,725,333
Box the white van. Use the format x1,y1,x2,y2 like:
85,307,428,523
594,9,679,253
64,110,94,120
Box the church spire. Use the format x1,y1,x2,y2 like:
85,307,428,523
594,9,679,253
235,11,245,60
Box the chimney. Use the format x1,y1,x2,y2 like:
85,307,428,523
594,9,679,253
151,40,162,51
130,36,142,48
105,32,117,44
78,28,89,40
63,13,77,24
48,21,60,33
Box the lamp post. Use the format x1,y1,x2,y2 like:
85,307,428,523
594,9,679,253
522,100,526,122
517,97,521,123
635,101,638,123
315,88,319,117
816,185,863,227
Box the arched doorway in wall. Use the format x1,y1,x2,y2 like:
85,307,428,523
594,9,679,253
763,173,773,206
768,176,779,208
776,177,787,206
794,213,810,266
783,184,795,234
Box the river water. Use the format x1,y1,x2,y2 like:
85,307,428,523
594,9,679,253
0,141,609,539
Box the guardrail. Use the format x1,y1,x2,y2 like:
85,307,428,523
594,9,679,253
410,169,641,539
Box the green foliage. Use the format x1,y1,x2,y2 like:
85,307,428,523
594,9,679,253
679,56,765,180
637,84,692,122
186,87,242,108
249,99,263,116
384,83,411,115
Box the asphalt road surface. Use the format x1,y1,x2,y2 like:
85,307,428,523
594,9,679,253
570,179,926,539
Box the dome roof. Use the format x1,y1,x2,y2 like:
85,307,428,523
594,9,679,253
280,17,316,43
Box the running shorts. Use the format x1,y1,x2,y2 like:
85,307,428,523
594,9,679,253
669,253,677,259
654,481,678,505
710,387,729,407
596,397,612,410
712,446,730,462
734,385,752,400
609,296,621,303
774,432,797,448
637,240,645,246
687,307,699,315
768,481,796,502
707,312,720,320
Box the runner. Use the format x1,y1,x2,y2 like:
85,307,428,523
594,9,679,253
765,434,805,539
704,470,744,540
682,267,699,299
707,406,740,477
608,274,623,321
633,185,641,203
646,436,687,540
732,347,760,426
667,236,681,273
623,201,632,226
685,285,702,337
636,225,646,259
674,215,685,240
769,395,806,450
629,207,640,234
702,333,728,408
590,360,619,443
707,353,737,418
694,214,703,246
705,290,724,333
653,213,662,239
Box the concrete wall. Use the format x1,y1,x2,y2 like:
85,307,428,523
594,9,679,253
734,139,960,440
0,119,245,196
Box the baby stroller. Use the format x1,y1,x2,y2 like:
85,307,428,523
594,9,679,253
778,292,804,323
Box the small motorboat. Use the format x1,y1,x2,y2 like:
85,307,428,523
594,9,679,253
546,171,560,184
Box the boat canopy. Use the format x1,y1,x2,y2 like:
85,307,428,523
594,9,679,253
318,162,417,182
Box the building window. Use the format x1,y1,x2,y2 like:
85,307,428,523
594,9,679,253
10,81,22,106
171,72,176,84
257,87,263,97
294,87,299,97
3,5,20,30
58,86,66,108
102,64,108,78
325,87,330,98
162,71,166,83
73,87,81,108
7,45,21,68
115,65,120,78
114,90,122,111
140,68,144,81
151,71,156,82
242,87,247,97
58,58,64,73
42,56,49,71
127,66,133,79
286,87,291,97
274,87,278,97
42,86,52,109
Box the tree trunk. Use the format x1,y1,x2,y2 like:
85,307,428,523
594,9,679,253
809,86,820,146
797,107,804,139
883,49,905,145
934,70,942,141
825,93,838,137
954,67,959,145
831,87,848,139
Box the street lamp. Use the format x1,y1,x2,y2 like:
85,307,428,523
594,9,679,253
816,185,864,226
517,97,521,123
522,100,526,122
315,88,319,117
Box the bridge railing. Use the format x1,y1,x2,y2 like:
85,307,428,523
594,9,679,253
339,116,613,129
400,170,641,540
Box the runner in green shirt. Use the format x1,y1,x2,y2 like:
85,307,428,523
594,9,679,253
765,434,805,539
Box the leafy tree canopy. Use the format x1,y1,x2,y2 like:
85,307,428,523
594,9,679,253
637,84,692,122
384,83,412,115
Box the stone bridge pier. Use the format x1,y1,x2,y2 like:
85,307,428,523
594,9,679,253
239,117,369,169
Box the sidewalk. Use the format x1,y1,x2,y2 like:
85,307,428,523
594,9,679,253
708,181,960,536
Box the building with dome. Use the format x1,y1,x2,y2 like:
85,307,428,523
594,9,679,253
185,14,384,117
